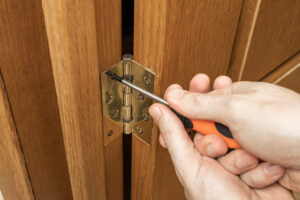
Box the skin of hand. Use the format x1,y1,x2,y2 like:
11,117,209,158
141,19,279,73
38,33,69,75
149,74,300,200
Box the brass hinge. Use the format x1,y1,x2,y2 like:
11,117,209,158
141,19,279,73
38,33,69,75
100,54,154,146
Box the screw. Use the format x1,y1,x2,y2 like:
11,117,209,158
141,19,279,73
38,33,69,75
138,93,144,100
144,75,151,85
143,113,149,121
111,109,119,119
105,92,112,103
107,130,113,136
136,127,143,134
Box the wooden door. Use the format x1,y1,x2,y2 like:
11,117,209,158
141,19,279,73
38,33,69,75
132,0,300,199
0,0,123,199
1,0,300,199
132,0,243,199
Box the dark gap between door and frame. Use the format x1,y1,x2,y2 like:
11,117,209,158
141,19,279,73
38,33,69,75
122,0,134,200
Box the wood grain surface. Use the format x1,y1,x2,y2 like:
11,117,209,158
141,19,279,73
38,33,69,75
228,0,300,81
294,192,300,200
0,73,34,200
133,0,242,199
42,0,115,199
0,1,72,199
262,52,300,93
95,0,123,199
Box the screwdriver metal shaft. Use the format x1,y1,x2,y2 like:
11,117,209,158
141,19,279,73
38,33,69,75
122,79,168,106
105,71,168,106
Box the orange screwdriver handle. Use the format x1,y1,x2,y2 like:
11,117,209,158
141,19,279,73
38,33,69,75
191,119,241,149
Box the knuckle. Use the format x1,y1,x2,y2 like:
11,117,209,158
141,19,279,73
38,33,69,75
160,130,172,142
225,95,247,121
194,93,205,106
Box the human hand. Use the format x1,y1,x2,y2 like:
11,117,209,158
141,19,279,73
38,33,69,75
149,74,300,199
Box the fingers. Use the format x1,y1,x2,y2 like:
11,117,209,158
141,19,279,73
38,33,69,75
159,134,167,148
240,162,285,188
279,168,300,193
149,103,200,174
190,75,232,157
218,149,258,174
189,73,210,93
193,133,228,158
218,150,284,189
253,183,295,200
213,75,232,90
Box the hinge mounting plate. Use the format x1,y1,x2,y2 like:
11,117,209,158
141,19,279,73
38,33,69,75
101,57,154,146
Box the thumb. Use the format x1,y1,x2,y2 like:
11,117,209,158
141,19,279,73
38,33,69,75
149,103,200,176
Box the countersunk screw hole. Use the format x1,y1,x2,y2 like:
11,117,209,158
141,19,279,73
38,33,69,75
144,75,151,85
111,109,119,119
143,113,149,121
136,127,143,134
107,130,113,136
105,92,112,103
138,93,144,100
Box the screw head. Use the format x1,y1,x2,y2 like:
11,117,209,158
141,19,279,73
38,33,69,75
111,109,119,119
107,130,113,136
144,75,151,85
143,113,149,121
122,54,133,61
136,127,143,134
138,93,144,100
105,92,112,103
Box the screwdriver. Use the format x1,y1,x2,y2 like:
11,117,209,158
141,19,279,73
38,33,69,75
106,71,241,149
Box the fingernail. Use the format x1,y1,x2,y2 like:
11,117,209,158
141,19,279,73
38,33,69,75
236,155,255,169
149,106,162,123
168,89,185,101
168,84,182,90
264,163,283,176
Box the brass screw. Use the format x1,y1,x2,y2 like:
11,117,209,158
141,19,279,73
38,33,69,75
144,75,151,85
143,113,149,121
138,93,144,100
105,92,112,103
136,127,143,134
107,130,113,136
111,109,119,119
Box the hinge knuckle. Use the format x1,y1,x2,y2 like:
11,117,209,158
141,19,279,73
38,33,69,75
122,55,133,134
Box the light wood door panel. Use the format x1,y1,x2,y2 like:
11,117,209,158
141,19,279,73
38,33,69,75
96,0,123,199
262,52,300,93
229,0,300,81
0,1,73,199
0,74,34,200
42,0,122,199
0,0,122,199
133,0,243,199
42,1,107,199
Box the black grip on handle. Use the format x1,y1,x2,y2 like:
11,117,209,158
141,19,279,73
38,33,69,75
170,108,193,128
215,122,233,139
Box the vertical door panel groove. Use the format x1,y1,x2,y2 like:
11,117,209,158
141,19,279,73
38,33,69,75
0,71,34,200
0,1,73,199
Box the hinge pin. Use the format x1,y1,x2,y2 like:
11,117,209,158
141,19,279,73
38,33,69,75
122,54,133,135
